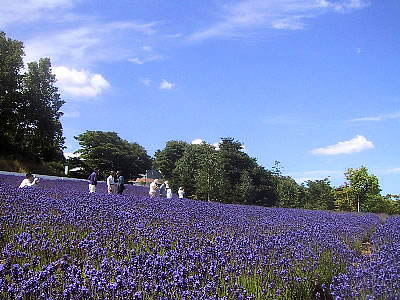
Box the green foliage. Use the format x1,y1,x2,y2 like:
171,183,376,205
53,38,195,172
304,178,335,210
0,31,25,153
278,176,300,208
74,130,152,180
160,137,278,205
154,141,188,179
0,32,65,162
336,166,382,212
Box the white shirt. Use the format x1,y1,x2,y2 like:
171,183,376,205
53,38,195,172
167,188,172,199
149,182,157,194
107,175,115,188
178,189,184,199
19,178,38,188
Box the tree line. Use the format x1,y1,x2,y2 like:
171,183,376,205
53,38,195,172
152,139,400,214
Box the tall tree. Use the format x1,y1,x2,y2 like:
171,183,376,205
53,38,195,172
21,58,65,161
304,178,335,210
153,141,188,179
0,31,25,154
334,166,383,212
74,131,152,180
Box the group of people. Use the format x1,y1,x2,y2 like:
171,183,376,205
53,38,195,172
149,179,185,199
89,168,125,195
19,170,185,200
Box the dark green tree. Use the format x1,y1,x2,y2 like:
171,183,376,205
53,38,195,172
74,131,152,180
153,140,188,179
217,137,257,203
20,58,65,161
0,31,25,154
278,176,300,208
304,178,335,210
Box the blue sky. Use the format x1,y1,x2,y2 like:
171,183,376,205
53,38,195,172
2,0,399,195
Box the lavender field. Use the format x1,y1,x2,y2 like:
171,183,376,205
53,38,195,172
0,174,399,299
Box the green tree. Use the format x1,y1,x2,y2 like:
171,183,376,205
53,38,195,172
195,143,224,202
344,166,381,212
0,31,25,154
246,165,279,207
278,176,300,208
172,144,202,198
153,141,188,179
304,178,335,210
217,137,257,203
20,58,65,161
74,131,152,180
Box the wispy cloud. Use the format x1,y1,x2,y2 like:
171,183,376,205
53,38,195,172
23,21,158,67
0,0,77,27
311,135,374,155
349,111,400,122
53,66,110,98
139,78,151,87
188,0,369,41
129,58,144,65
160,79,175,90
286,170,344,184
61,111,80,118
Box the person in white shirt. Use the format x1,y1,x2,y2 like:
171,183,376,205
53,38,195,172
178,187,185,199
166,181,172,199
107,171,115,194
19,173,39,188
149,179,158,198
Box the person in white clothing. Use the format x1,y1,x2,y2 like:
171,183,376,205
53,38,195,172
107,171,115,194
166,188,172,199
19,173,39,188
149,179,158,198
166,181,172,199
178,187,185,199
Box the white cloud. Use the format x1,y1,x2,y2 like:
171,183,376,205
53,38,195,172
311,135,374,155
139,78,151,86
64,152,81,159
188,0,369,41
356,48,361,54
23,20,158,67
160,79,175,90
285,170,344,184
61,111,80,118
192,139,204,145
53,66,110,98
129,58,144,65
0,0,76,26
349,111,400,122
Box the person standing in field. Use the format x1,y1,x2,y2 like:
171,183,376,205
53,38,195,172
88,168,99,193
159,181,167,198
107,171,115,194
166,181,172,199
19,173,40,188
116,171,125,195
149,179,158,198
178,187,185,199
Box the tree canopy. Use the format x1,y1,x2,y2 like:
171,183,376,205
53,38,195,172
0,32,65,162
74,131,152,180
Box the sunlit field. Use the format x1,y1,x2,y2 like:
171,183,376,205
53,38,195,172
0,174,399,299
